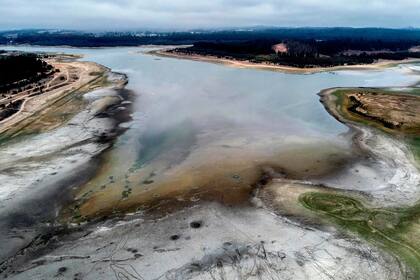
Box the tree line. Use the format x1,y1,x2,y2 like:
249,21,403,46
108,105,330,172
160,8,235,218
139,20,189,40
0,53,54,93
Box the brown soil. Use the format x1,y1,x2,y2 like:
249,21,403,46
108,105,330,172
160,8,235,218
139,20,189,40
320,88,420,135
346,91,420,133
0,57,108,138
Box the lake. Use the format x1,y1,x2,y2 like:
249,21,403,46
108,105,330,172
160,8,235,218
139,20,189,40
1,45,419,279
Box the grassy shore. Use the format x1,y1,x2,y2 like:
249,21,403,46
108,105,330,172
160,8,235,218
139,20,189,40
300,192,420,278
303,87,420,278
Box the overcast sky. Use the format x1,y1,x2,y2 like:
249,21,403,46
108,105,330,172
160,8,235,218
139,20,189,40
1,0,419,31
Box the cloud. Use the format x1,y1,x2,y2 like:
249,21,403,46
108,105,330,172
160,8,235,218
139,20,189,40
0,0,419,30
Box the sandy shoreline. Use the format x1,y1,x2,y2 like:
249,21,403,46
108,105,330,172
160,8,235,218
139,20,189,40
0,57,110,138
151,49,420,74
0,55,133,266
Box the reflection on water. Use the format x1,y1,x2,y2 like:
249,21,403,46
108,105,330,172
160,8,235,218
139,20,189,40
3,46,419,217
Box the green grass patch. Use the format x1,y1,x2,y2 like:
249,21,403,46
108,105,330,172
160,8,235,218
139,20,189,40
299,192,420,278
317,87,420,277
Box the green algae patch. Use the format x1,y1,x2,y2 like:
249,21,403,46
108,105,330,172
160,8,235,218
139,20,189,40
408,137,420,163
299,192,420,278
317,86,420,278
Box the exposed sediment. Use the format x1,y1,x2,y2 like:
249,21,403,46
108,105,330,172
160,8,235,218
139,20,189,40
0,54,133,267
310,86,420,277
1,202,408,280
0,56,114,139
2,51,420,280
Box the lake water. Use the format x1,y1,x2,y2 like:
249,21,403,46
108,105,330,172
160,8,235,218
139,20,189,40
3,45,420,279
5,46,418,136
2,46,419,216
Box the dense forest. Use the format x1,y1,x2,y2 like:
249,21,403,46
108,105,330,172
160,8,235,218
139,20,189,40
2,28,420,67
2,28,420,47
0,53,54,93
173,38,420,68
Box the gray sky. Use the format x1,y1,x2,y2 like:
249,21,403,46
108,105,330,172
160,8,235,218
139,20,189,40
1,0,419,31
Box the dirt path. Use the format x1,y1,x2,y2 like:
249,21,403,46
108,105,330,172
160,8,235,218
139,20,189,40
0,58,106,136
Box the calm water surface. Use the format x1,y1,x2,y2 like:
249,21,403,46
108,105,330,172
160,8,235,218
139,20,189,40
3,46,419,210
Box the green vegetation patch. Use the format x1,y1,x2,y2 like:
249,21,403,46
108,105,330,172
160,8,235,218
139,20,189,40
315,86,420,277
0,53,54,92
299,192,420,278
